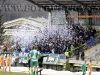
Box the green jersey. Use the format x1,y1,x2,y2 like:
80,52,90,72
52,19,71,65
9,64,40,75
29,50,40,61
81,63,87,72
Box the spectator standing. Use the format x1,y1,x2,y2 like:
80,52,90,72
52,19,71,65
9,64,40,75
93,28,96,37
70,44,75,57
51,48,55,54
65,51,69,59
81,51,85,61
3,44,7,52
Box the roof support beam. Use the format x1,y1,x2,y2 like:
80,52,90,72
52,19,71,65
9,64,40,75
72,0,86,7
97,0,100,2
49,0,66,9
49,0,61,6
26,0,50,12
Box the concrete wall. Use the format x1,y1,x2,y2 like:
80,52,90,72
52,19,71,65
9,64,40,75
0,0,48,22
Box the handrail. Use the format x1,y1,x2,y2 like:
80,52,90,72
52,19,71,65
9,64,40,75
66,35,100,57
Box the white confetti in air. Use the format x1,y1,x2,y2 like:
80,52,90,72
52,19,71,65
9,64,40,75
11,10,75,47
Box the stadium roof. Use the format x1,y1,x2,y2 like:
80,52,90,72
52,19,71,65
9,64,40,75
27,0,100,12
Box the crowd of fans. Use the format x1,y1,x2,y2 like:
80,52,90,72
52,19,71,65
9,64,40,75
0,24,98,62
15,24,97,60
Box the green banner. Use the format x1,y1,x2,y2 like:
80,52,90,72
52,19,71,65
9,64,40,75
0,52,13,55
43,54,59,65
